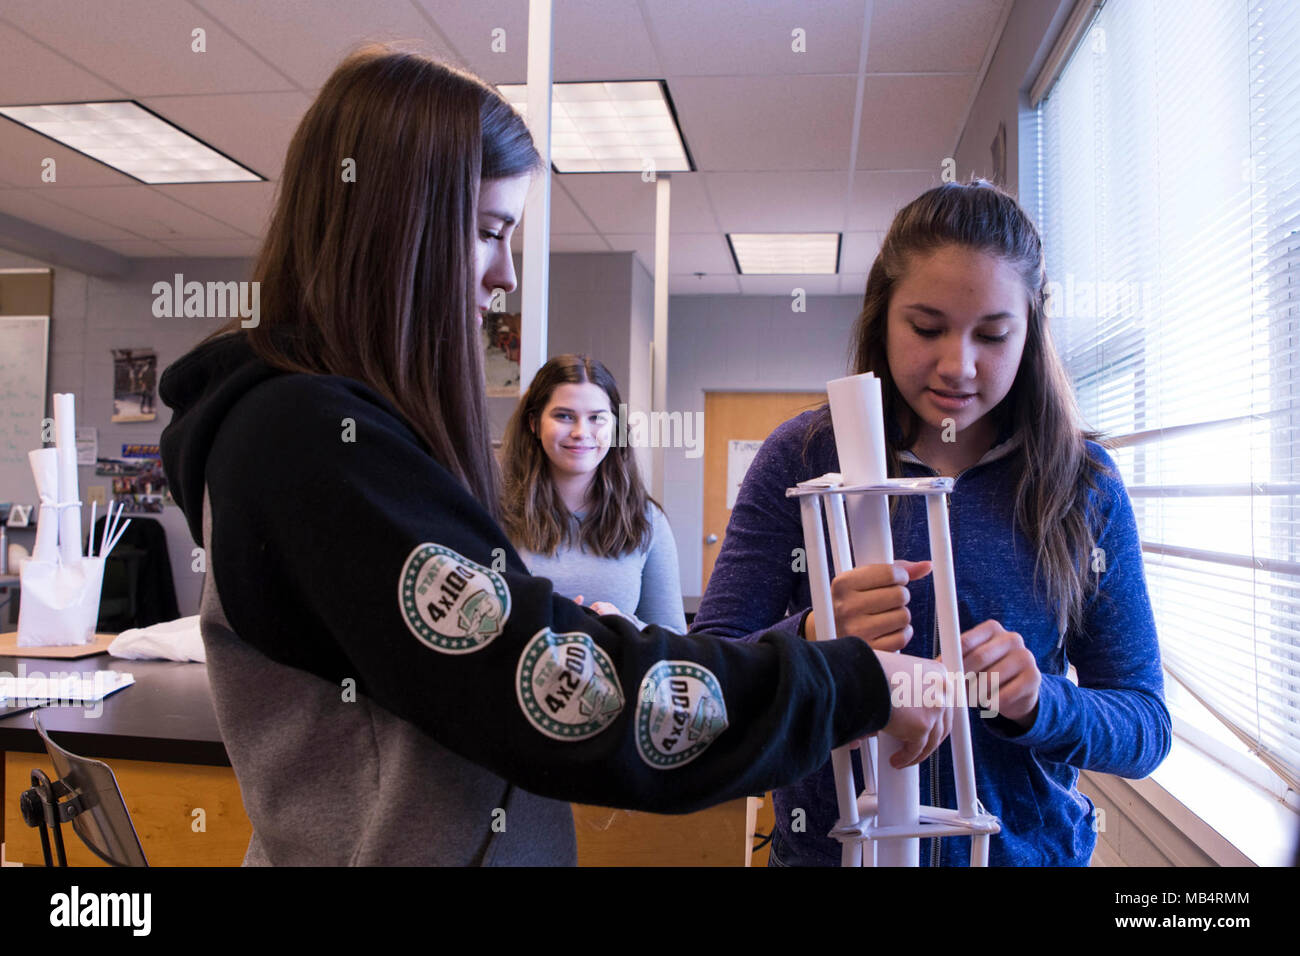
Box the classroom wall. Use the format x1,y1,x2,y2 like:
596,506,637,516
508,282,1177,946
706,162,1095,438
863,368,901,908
952,0,1073,197
664,294,860,598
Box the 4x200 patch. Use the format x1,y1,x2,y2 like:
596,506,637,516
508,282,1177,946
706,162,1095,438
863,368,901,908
517,629,624,740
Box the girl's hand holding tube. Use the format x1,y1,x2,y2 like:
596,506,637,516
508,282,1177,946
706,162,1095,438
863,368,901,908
803,559,933,649
955,619,1041,728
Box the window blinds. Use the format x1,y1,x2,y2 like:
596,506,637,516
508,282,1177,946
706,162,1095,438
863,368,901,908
1037,0,1300,788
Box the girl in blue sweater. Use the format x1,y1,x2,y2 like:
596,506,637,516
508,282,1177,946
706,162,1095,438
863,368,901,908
692,181,1172,866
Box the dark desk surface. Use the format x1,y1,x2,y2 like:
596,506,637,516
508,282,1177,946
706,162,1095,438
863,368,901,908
0,654,230,767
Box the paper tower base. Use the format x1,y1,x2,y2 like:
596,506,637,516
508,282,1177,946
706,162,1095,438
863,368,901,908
16,557,106,647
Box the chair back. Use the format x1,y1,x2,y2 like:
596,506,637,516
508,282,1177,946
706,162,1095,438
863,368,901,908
31,711,148,866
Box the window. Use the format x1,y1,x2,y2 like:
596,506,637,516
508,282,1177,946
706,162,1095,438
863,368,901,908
1036,0,1300,792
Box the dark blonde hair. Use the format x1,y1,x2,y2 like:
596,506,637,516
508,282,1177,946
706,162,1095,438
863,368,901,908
501,355,654,558
206,45,542,517
812,180,1112,639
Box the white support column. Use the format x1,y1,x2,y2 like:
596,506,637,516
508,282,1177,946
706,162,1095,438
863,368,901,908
800,493,862,867
518,0,553,393
650,174,671,501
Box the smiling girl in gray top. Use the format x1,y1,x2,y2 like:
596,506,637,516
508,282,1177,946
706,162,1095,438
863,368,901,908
502,355,687,633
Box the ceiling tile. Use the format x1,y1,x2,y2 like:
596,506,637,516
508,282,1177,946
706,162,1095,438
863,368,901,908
140,91,312,181
549,181,599,233
155,237,260,257
669,75,856,172
559,173,655,234
670,273,740,295
412,0,527,83
153,182,275,237
0,20,125,102
95,237,184,257
603,233,653,274
645,0,865,76
867,0,1006,73
738,275,841,296
433,0,662,84
1,0,299,97
840,231,882,273
0,188,137,240
855,74,975,169
552,0,662,81
839,272,869,295
560,172,719,236
0,119,138,188
705,171,848,231
37,186,248,240
668,233,736,274
196,0,457,90
548,234,611,253
847,169,943,230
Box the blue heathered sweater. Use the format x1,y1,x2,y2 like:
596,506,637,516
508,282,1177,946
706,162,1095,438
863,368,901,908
691,409,1172,866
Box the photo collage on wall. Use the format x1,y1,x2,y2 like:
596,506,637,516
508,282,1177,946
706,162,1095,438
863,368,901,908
96,445,172,514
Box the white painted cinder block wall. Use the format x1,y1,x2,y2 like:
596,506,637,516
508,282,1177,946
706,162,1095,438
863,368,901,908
663,294,860,598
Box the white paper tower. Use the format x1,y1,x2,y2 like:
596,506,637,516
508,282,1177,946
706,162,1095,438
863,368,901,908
787,372,999,866
17,393,105,646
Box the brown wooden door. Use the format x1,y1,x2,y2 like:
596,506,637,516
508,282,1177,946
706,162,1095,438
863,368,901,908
702,391,825,593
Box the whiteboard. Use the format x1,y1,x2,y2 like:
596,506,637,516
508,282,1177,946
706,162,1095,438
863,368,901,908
0,315,50,504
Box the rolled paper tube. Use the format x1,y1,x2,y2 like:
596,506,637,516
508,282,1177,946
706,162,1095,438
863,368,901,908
28,448,60,564
54,393,82,566
826,372,919,867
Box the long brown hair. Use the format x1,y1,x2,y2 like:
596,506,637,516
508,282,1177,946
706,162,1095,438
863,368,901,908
810,181,1111,639
501,355,654,558
205,45,541,517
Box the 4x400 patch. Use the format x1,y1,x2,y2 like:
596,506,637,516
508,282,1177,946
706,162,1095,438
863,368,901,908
635,661,728,769
399,543,510,654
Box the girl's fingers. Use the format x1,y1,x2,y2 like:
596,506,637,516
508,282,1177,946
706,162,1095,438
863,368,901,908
902,559,934,581
868,628,911,652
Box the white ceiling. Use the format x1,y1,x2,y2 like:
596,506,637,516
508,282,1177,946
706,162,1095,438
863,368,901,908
0,0,1011,294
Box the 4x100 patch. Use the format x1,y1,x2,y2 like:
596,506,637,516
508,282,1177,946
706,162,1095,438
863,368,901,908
399,543,511,654
517,629,624,740
635,661,728,768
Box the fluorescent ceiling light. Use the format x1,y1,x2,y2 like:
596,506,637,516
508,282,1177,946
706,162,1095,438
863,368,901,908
728,233,841,275
496,81,692,174
0,101,261,184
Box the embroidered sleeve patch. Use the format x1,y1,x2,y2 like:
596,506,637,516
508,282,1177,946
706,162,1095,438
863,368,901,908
517,629,625,740
399,544,511,654
634,661,729,769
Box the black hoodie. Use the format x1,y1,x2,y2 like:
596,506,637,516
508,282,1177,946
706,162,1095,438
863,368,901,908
159,330,890,865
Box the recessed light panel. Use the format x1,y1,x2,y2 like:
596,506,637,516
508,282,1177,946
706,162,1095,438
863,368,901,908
497,81,691,174
0,101,261,184
728,233,841,274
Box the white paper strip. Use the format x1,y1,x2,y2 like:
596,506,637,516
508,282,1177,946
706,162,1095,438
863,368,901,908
54,393,82,567
28,447,60,563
